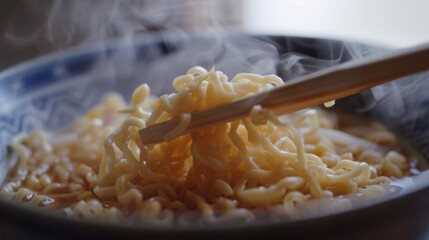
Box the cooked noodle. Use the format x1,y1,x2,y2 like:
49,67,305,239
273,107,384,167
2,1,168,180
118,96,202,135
0,66,416,225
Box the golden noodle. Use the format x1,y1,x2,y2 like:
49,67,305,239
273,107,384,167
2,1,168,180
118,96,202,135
0,66,417,225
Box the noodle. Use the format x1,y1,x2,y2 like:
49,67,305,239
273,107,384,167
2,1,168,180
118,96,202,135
0,66,417,225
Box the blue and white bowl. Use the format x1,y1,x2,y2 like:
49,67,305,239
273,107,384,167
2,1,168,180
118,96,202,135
0,32,428,239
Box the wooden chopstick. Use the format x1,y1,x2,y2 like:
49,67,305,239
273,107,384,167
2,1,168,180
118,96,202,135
140,42,429,145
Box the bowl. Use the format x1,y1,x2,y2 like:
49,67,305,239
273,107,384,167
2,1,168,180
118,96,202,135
1,31,429,240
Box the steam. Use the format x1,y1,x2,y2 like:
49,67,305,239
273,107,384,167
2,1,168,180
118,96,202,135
2,0,428,160
3,0,242,53
2,0,371,79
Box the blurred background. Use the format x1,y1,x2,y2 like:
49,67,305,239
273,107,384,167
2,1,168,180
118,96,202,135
0,0,429,71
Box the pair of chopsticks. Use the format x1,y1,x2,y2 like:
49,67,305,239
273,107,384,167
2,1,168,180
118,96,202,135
140,42,429,145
